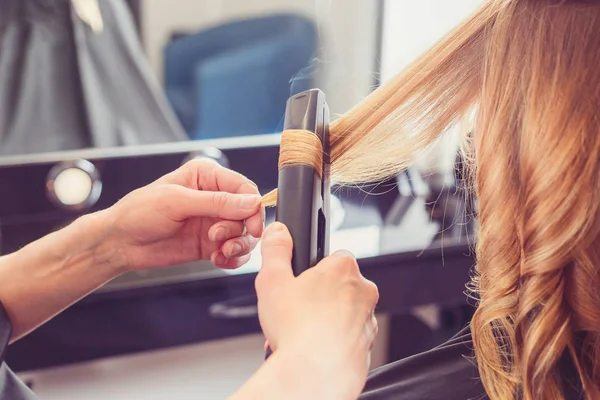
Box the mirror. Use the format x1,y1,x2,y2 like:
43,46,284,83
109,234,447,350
0,0,383,157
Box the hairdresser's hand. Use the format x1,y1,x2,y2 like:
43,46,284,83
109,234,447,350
102,159,264,271
255,223,379,399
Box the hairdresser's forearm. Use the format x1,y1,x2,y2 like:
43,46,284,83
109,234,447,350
0,211,126,341
230,349,358,400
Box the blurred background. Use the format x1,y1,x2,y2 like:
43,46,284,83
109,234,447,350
0,0,482,398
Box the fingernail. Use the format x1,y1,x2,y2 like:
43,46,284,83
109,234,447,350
227,243,242,257
211,226,228,242
264,222,284,237
241,195,261,210
334,249,356,259
214,252,227,265
244,181,259,192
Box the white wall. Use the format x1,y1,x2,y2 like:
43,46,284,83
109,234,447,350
140,0,379,116
380,0,484,83
380,0,484,176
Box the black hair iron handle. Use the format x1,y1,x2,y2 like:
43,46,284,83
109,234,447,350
265,89,331,359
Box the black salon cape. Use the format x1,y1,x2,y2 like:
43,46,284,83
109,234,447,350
360,327,486,400
361,331,583,400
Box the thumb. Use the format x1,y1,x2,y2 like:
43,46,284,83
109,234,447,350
255,222,293,294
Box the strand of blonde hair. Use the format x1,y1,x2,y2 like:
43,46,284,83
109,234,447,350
260,1,600,397
261,130,323,207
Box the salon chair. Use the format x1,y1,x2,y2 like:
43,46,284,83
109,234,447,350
163,14,317,139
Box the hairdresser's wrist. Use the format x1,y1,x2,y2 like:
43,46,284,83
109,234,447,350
232,348,360,400
273,347,363,399
72,210,130,275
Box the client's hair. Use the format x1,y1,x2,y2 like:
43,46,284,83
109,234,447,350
264,0,600,398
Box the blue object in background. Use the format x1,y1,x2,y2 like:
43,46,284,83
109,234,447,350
163,14,317,139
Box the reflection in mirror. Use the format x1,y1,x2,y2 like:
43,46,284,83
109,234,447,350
140,1,381,139
0,0,381,157
0,0,187,156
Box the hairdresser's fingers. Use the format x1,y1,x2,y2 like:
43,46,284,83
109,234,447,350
160,186,261,221
208,221,246,243
222,235,259,258
211,252,252,270
158,160,264,236
317,250,362,278
234,180,264,239
192,160,251,194
162,158,258,198
370,313,379,346
154,157,221,186
256,223,294,294
200,164,263,238
365,280,380,307
245,204,265,239
318,250,379,310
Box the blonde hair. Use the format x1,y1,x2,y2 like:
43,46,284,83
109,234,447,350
263,0,600,398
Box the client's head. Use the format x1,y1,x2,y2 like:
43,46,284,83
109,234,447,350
467,1,600,399
265,1,600,399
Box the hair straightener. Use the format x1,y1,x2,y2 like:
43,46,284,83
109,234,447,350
265,88,331,358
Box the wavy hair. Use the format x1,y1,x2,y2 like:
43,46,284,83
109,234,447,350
264,0,600,398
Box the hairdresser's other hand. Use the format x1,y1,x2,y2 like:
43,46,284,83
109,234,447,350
256,223,379,399
102,159,264,271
